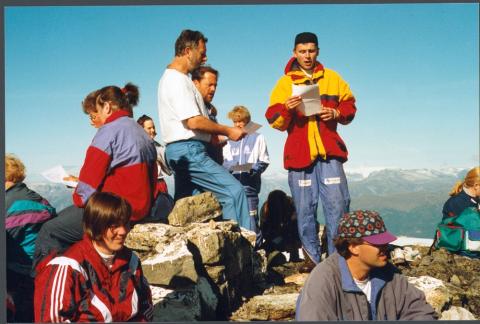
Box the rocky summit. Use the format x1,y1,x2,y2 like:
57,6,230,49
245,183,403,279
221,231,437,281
125,192,479,321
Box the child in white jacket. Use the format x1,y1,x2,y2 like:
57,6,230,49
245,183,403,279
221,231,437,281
223,106,270,248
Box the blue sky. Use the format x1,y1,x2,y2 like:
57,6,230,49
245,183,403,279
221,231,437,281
4,3,479,176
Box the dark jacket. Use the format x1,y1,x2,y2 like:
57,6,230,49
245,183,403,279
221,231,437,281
5,182,56,275
296,252,438,320
442,190,479,219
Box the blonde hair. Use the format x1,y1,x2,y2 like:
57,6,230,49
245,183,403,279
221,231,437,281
227,105,251,124
449,166,480,196
5,154,26,183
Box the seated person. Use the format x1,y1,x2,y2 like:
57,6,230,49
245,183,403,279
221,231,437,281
5,154,57,323
223,105,270,247
260,190,301,261
34,192,153,322
442,166,480,219
33,83,158,268
296,210,437,321
137,114,174,223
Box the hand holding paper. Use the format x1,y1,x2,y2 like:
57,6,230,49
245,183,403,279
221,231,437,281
41,165,78,188
291,84,323,116
243,121,262,135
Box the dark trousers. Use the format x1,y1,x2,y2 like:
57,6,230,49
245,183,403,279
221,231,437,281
32,204,84,272
7,270,34,323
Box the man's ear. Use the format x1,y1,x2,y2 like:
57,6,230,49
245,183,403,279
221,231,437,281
348,243,361,256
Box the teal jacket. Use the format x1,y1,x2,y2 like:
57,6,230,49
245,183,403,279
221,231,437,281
6,182,56,275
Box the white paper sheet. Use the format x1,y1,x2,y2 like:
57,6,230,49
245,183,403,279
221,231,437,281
243,121,262,135
41,165,78,188
292,84,322,116
231,163,254,172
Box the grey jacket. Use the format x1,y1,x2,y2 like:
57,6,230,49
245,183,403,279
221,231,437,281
296,252,438,320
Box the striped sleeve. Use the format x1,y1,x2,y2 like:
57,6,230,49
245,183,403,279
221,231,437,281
73,145,112,207
265,76,294,131
130,258,153,322
35,257,87,322
332,71,356,125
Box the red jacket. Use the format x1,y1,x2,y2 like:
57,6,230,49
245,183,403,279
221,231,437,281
73,110,158,221
34,236,153,322
265,58,357,170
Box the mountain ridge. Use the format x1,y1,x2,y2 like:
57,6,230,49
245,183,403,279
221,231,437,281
24,167,470,239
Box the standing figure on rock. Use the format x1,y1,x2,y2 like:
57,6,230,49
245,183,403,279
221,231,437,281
33,83,158,268
296,210,438,321
137,114,175,223
157,29,251,229
34,192,153,322
265,32,356,272
442,166,480,219
5,154,57,322
223,105,270,247
192,65,225,164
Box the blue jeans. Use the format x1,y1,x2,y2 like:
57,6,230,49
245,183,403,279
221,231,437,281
166,140,251,230
246,194,263,247
288,158,350,263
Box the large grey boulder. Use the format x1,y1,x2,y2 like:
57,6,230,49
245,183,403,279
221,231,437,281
126,216,259,320
141,237,197,286
168,191,222,226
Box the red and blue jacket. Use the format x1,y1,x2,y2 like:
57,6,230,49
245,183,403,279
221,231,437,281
73,110,158,221
34,235,153,322
265,58,357,170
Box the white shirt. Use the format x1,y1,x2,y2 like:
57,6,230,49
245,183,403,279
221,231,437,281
157,68,211,143
353,277,372,303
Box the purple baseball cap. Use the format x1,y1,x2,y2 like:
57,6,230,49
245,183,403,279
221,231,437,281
337,210,397,245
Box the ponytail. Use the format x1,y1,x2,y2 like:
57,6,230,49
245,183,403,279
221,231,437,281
449,180,464,196
122,82,139,107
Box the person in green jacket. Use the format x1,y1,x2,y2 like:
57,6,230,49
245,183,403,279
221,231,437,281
296,210,438,321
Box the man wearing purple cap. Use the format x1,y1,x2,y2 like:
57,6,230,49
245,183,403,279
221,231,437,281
296,210,437,321
265,32,356,272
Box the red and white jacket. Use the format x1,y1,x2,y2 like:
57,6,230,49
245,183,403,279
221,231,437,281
34,236,153,322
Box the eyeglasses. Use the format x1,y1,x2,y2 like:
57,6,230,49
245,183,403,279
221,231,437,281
89,112,98,121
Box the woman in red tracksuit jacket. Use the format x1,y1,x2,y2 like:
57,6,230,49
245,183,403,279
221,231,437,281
34,192,153,322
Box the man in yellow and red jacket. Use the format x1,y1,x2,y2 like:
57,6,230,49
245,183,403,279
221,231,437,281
265,32,357,272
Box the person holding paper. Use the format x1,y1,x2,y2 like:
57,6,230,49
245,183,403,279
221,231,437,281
223,106,270,247
33,83,158,269
265,32,357,272
157,29,251,229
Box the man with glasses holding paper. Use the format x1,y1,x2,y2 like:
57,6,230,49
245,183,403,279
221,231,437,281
265,32,357,272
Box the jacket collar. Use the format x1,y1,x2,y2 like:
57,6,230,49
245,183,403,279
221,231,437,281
105,109,131,125
338,253,389,292
82,234,131,273
284,57,325,84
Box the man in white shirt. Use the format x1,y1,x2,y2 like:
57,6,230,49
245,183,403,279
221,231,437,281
191,65,224,164
157,29,251,229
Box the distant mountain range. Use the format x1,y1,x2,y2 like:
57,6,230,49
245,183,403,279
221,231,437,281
25,167,469,239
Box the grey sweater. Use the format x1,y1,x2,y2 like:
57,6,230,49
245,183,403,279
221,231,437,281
296,252,438,320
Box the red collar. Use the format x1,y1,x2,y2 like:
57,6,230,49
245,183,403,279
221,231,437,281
105,109,131,124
